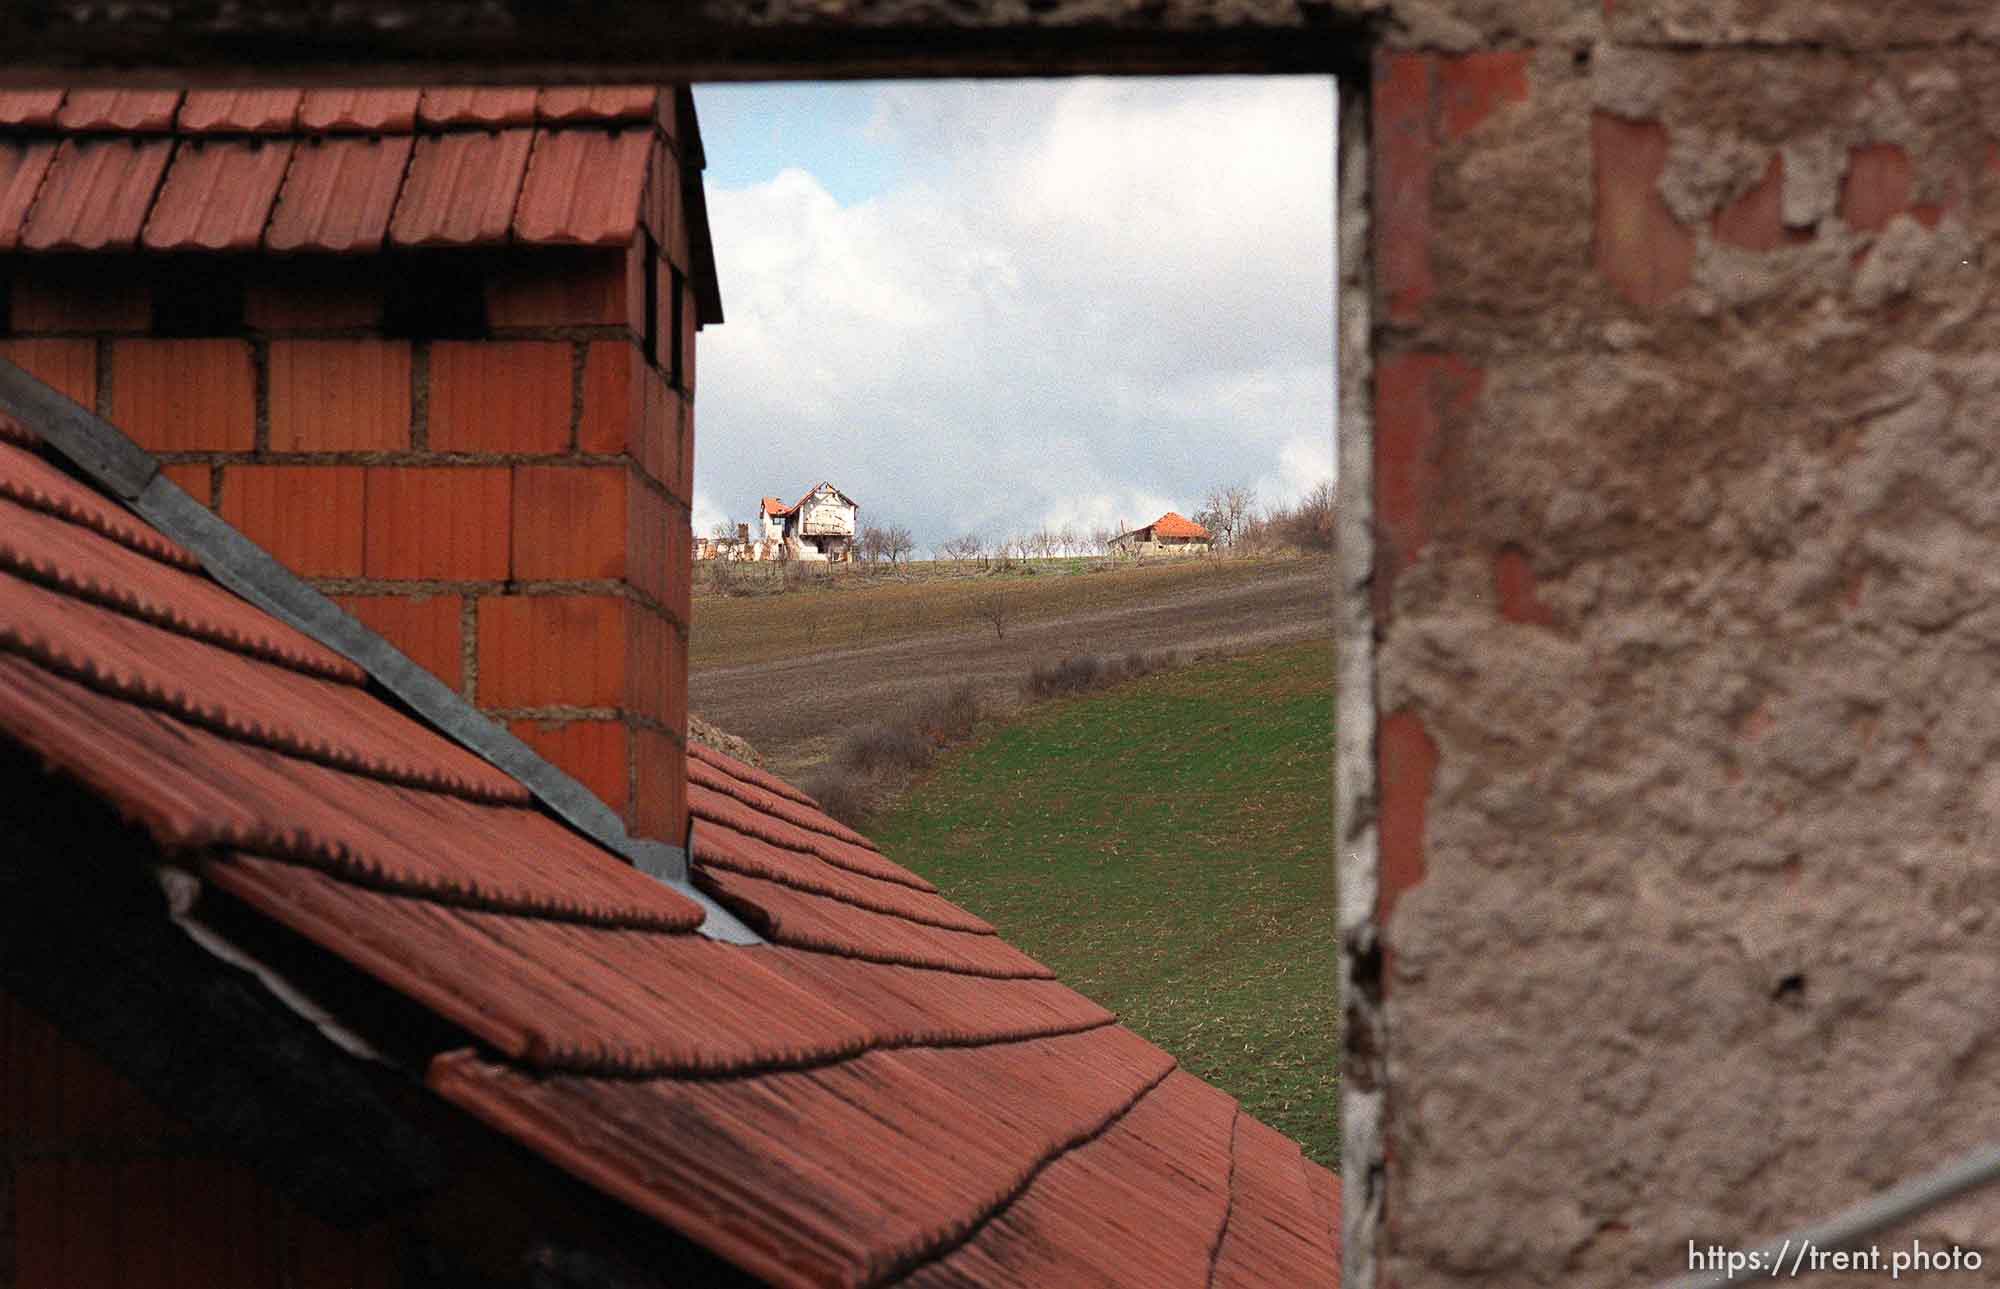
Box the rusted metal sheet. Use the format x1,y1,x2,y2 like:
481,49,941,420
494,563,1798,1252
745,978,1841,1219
389,128,532,247
512,128,649,247
143,139,295,252
178,90,303,134
266,135,413,253
21,138,173,251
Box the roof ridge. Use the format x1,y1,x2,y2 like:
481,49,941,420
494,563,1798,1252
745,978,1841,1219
0,529,368,687
0,632,531,807
867,1052,1180,1289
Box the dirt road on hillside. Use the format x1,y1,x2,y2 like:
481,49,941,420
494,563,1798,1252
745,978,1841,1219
689,560,1333,776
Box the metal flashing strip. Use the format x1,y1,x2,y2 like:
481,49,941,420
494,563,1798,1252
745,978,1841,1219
0,358,759,946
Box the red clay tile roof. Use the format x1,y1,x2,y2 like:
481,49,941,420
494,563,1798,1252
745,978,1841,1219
0,87,721,319
762,494,787,516
0,424,1337,1284
1147,510,1212,539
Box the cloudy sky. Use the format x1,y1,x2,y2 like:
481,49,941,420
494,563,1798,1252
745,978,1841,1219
688,77,1336,551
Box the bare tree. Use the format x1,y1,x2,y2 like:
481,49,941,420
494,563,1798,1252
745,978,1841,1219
884,523,916,566
1088,524,1117,556
856,524,888,567
1196,484,1257,550
1290,478,1336,552
979,591,1010,639
939,533,982,566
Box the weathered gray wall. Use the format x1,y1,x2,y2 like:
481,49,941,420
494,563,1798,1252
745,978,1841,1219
1369,3,2000,1284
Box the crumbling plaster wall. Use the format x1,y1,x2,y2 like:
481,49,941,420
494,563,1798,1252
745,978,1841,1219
1369,3,2000,1284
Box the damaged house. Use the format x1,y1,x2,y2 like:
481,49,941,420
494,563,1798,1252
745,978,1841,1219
761,481,857,562
0,86,1340,1287
1109,510,1213,556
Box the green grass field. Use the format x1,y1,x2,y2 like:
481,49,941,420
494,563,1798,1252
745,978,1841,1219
868,637,1339,1166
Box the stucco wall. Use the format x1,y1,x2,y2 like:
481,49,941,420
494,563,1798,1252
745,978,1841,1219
1369,5,2000,1284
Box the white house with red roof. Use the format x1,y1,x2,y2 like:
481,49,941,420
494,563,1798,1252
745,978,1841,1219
759,481,858,562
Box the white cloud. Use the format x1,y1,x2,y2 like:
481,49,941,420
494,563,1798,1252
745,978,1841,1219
695,77,1336,549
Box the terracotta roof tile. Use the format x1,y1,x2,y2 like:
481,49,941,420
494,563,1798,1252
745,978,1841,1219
899,1070,1238,1288
1211,1116,1344,1288
0,441,199,571
178,90,303,134
143,139,295,252
512,128,650,246
535,87,659,124
296,89,421,134
389,129,533,247
0,385,1337,1285
0,91,65,129
266,135,413,254
206,856,862,1074
417,87,539,128
688,764,936,884
22,138,173,252
0,493,361,684
1147,510,1211,540
1305,1154,1343,1263
429,1025,1177,1289
689,736,827,813
0,140,57,250
693,818,993,934
696,867,1051,979
55,91,182,133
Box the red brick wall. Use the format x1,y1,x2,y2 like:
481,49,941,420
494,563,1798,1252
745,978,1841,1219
0,990,400,1289
0,227,699,844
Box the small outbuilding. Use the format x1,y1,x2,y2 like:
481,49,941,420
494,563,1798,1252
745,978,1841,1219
1110,511,1213,555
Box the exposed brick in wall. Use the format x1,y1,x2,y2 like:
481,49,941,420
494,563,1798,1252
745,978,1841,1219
1371,19,2000,1289
2,220,701,844
1,990,402,1289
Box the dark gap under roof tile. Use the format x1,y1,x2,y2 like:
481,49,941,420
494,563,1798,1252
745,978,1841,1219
0,656,689,925
0,495,365,685
143,138,295,253
692,819,991,934
428,1025,1176,1289
206,857,823,1074
696,867,1052,979
266,135,413,254
897,1070,1237,1289
297,89,421,134
756,951,1115,1049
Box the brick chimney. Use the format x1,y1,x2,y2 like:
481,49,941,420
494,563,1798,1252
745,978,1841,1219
0,87,721,844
